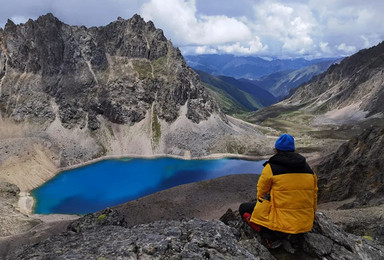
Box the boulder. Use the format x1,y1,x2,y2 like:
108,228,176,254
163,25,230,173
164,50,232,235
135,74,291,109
0,182,20,198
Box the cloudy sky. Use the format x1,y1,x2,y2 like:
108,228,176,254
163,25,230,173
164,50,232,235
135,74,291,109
1,0,383,58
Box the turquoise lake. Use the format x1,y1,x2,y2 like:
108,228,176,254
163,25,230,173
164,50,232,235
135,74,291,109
32,157,265,214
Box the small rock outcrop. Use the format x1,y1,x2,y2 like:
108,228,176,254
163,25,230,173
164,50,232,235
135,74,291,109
5,208,384,259
0,182,20,198
0,182,41,238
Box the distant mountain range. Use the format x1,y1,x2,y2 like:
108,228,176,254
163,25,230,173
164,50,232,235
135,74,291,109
196,70,277,114
185,54,339,79
194,57,340,113
243,58,342,99
248,41,384,127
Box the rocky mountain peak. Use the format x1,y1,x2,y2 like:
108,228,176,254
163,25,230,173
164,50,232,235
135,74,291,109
128,13,147,26
4,19,17,33
0,13,222,129
36,12,61,24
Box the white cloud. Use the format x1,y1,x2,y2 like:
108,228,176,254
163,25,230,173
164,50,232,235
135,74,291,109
308,0,384,56
337,43,356,53
218,38,267,55
195,46,217,54
360,35,370,48
141,0,253,45
319,42,331,53
282,17,313,51
252,1,316,55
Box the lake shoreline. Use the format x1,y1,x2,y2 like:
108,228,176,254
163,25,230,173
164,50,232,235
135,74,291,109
59,153,270,173
18,153,269,216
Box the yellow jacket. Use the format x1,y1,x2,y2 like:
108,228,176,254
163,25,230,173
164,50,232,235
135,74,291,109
250,152,318,234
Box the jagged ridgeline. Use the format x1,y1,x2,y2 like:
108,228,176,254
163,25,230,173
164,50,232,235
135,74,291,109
0,13,265,176
0,13,221,128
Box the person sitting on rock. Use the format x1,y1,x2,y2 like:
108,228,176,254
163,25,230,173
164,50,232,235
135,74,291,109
239,134,318,248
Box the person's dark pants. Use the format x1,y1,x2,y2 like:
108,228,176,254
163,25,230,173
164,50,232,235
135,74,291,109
239,202,256,216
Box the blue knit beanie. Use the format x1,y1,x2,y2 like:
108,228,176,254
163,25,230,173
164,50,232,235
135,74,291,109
275,134,295,151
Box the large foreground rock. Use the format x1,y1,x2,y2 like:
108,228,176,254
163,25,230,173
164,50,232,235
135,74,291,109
6,209,272,260
6,208,384,259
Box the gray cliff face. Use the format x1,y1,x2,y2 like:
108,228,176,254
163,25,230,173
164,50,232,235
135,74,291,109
285,42,384,117
6,208,384,260
0,13,221,129
316,127,384,206
314,127,384,247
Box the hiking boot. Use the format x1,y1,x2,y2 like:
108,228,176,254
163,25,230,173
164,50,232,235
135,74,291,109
282,240,296,254
265,239,282,249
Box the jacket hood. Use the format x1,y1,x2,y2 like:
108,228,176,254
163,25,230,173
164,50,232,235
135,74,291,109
264,151,307,170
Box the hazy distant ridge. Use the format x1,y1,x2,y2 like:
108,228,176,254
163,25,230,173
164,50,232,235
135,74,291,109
185,54,338,79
